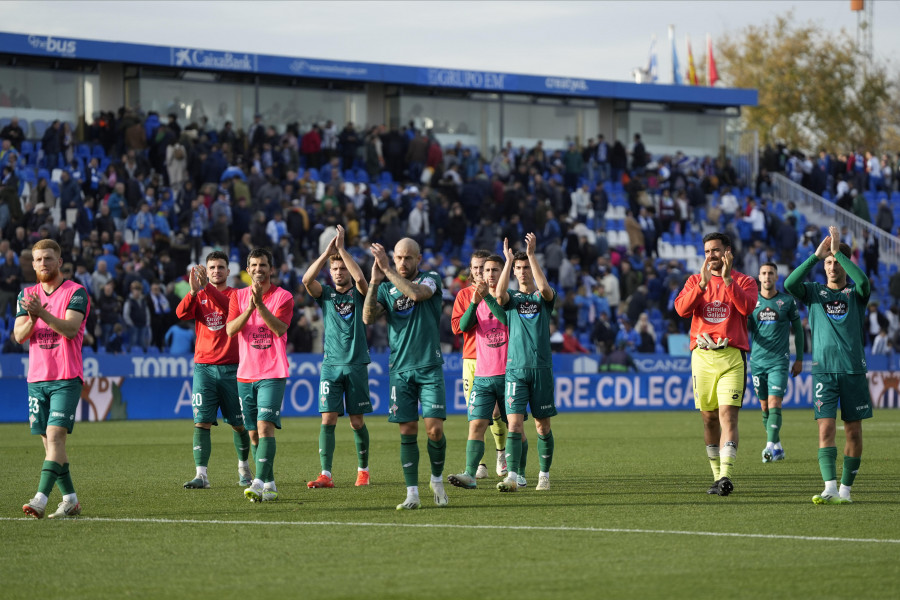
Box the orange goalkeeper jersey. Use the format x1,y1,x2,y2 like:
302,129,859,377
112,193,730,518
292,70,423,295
451,285,477,359
674,271,758,352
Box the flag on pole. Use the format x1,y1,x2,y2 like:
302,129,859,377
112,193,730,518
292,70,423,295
669,25,683,85
686,35,699,85
646,35,659,83
706,34,719,86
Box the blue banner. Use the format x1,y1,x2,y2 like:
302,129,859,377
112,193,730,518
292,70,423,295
2,370,897,424
0,32,758,106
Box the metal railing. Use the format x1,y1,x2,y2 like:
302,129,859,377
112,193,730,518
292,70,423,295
771,173,900,267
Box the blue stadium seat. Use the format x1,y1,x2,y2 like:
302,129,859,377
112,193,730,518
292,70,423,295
31,119,48,140
91,145,106,159
379,171,393,184
355,169,369,183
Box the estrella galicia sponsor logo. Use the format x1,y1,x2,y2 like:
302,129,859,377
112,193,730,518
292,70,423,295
393,296,415,316
703,300,730,324
28,35,77,57
825,300,848,321
335,301,354,320
485,326,507,348
757,307,777,324
204,312,225,331
517,300,540,320
173,48,255,71
250,325,272,350
36,327,61,350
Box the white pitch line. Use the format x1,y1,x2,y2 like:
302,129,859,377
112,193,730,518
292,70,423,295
2,516,899,544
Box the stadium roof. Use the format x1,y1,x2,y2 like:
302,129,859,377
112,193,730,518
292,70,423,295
1,32,758,107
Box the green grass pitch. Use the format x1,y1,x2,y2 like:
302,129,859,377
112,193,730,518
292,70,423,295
2,410,899,599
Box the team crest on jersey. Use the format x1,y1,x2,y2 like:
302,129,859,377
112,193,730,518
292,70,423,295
200,298,207,305
825,300,848,321
334,301,354,320
703,300,730,324
776,299,784,307
819,290,829,297
517,300,540,320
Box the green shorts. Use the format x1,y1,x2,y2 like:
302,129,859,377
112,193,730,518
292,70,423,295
504,367,558,419
238,379,286,430
469,375,504,422
751,362,789,400
319,363,373,416
27,378,82,435
812,373,873,421
388,366,447,423
192,364,243,426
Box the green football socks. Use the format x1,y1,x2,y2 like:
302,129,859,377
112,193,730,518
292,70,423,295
400,434,419,487
766,408,782,444
319,424,336,473
38,460,62,497
520,437,529,473
251,442,258,463
193,427,211,467
506,432,522,475
256,437,276,483
234,429,251,462
354,425,370,469
841,455,861,487
427,434,446,478
761,409,769,434
56,462,76,496
465,439,485,477
538,431,554,472
818,446,838,482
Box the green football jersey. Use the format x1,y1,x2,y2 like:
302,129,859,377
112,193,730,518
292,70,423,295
377,270,444,373
503,288,556,369
799,282,868,374
315,284,370,366
748,292,799,370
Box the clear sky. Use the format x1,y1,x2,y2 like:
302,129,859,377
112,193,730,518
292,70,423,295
3,0,898,84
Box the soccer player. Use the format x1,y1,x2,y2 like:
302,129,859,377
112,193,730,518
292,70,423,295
448,254,528,489
16,239,90,518
302,225,373,488
674,232,757,497
784,225,872,505
494,234,556,492
176,251,253,490
451,249,510,478
748,262,803,463
226,248,294,502
363,237,448,510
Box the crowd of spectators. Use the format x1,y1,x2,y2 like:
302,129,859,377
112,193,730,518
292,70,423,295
2,106,900,362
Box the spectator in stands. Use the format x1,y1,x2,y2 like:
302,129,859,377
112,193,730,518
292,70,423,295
866,302,888,347
600,340,637,372
875,199,893,233
164,320,195,354
123,280,151,352
630,134,648,175
560,323,589,354
41,120,62,170
563,143,584,191
635,312,657,353
0,117,25,151
862,230,879,279
148,281,173,350
29,177,56,211
872,327,890,355
97,281,122,347
59,170,82,210
614,315,640,352
0,247,21,322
